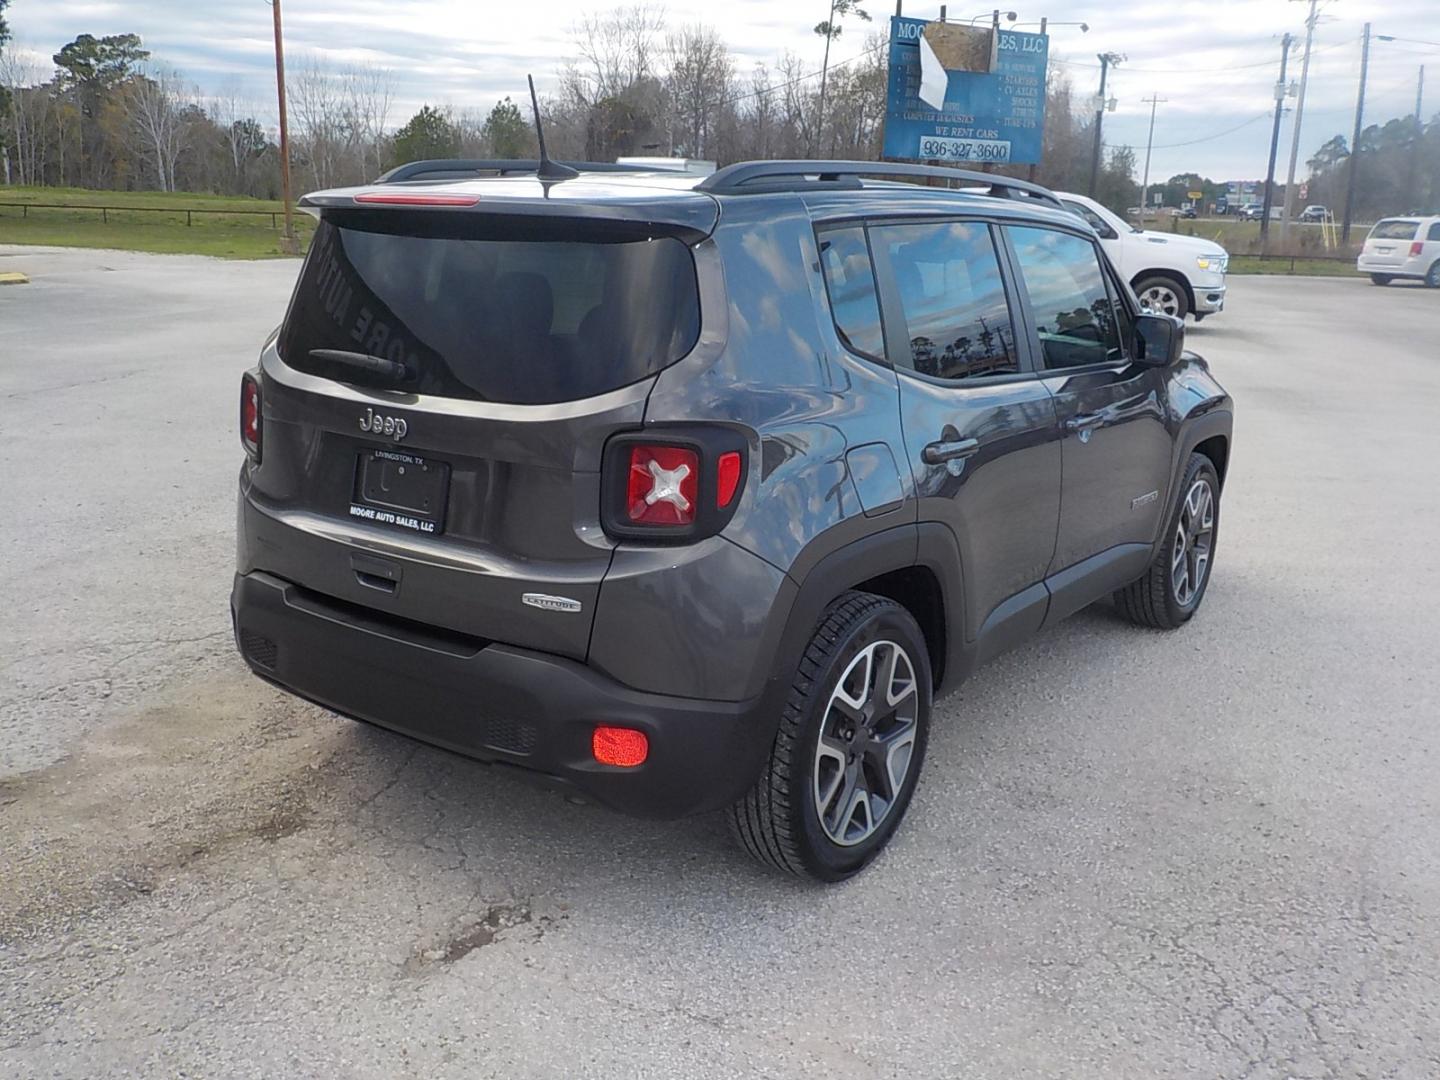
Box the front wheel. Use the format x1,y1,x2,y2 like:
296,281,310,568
1135,275,1191,319
1114,453,1220,630
729,592,932,882
1370,274,1394,286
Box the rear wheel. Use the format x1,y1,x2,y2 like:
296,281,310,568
1114,453,1220,630
1370,274,1394,286
1426,262,1440,288
1135,275,1191,319
729,592,932,882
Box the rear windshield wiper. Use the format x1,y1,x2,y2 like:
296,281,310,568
308,349,413,384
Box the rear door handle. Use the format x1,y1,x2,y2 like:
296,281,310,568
1065,413,1106,433
921,437,981,465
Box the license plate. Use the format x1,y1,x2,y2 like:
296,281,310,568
351,449,449,535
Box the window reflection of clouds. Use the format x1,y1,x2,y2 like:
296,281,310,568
818,228,885,358
1009,227,1121,367
877,222,1017,380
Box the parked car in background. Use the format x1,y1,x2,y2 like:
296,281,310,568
1173,206,1198,220
1059,191,1229,319
1299,205,1330,223
1357,216,1440,287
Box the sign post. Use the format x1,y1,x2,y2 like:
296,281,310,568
883,17,1049,166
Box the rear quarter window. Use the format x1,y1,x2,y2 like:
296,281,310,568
278,214,701,405
1369,219,1420,241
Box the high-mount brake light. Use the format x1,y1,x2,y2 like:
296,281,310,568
626,445,699,525
240,373,261,461
353,192,481,207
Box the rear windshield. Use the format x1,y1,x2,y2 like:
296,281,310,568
1369,219,1420,241
278,213,701,405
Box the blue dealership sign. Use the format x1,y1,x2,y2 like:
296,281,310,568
883,17,1048,166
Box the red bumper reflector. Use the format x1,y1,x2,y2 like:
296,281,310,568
716,451,742,508
354,192,481,206
592,726,649,767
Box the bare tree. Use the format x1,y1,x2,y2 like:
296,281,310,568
346,62,392,180
123,65,189,190
561,4,665,108
663,25,733,158
2,50,54,184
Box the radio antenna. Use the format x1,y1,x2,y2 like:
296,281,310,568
528,75,577,182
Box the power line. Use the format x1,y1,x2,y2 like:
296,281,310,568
1104,112,1273,151
715,40,887,110
1057,37,1352,74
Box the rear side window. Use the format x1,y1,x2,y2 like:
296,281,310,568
279,214,701,405
1428,223,1440,242
872,221,1019,380
1007,226,1123,370
1061,199,1116,239
817,227,885,359
1369,219,1420,241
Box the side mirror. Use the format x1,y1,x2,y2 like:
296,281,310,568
1134,312,1185,366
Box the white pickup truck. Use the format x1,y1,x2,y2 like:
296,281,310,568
1057,192,1230,321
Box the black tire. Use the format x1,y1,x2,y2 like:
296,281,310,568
1134,274,1191,319
1113,453,1221,630
1370,274,1394,286
1426,262,1440,289
728,591,932,882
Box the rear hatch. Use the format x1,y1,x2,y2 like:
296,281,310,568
245,182,715,658
1362,219,1420,268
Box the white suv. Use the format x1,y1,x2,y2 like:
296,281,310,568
1058,192,1229,321
1357,217,1440,288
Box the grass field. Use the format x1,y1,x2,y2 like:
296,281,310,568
0,187,312,259
1227,255,1358,277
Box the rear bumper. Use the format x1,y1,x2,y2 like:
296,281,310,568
1356,254,1424,278
231,570,774,818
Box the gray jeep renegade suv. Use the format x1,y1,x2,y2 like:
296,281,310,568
232,159,1233,881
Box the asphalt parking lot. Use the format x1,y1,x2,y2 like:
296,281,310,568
3,246,1439,1079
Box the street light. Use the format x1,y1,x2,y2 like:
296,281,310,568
1015,20,1089,31
967,10,1018,24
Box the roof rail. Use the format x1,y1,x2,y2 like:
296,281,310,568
375,159,659,183
696,159,1064,210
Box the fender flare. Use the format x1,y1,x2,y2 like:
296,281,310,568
759,522,969,718
1175,406,1233,486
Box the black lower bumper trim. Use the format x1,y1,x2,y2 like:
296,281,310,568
231,572,773,818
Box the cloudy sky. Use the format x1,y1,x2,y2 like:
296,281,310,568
6,0,1438,183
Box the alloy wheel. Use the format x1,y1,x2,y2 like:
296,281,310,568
1171,477,1215,607
812,640,919,847
1140,284,1181,316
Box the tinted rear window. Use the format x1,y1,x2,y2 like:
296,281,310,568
1369,219,1420,241
279,214,701,405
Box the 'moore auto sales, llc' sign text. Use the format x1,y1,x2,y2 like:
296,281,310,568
883,16,1048,166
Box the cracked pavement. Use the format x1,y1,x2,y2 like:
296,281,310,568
2,248,1439,1078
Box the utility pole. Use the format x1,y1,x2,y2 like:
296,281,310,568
1280,0,1319,246
1138,94,1167,223
1260,33,1293,246
1088,53,1121,198
1409,65,1426,211
1341,22,1372,244
270,0,298,255
1027,16,1047,183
